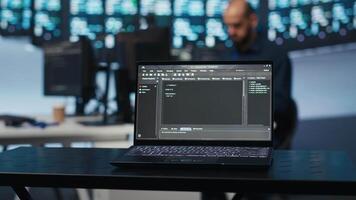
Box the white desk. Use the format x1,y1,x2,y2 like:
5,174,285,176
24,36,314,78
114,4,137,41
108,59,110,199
0,116,134,146
0,116,134,200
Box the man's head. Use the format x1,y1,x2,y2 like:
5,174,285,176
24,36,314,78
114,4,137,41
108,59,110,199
223,0,258,50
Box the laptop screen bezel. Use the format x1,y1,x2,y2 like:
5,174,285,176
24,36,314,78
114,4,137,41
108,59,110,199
133,61,274,147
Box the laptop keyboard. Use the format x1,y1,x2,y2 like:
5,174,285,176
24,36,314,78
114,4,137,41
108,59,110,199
127,146,269,158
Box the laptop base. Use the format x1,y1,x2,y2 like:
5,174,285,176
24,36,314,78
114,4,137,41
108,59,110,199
111,147,273,169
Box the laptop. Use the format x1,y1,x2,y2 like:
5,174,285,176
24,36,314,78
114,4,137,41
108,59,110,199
111,61,274,168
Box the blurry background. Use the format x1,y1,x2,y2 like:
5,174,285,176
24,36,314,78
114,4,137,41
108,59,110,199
0,0,356,117
0,0,356,199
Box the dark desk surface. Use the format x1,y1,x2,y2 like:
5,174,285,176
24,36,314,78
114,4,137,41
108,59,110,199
0,147,355,195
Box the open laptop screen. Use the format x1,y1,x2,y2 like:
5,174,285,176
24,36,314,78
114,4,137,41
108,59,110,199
135,62,272,142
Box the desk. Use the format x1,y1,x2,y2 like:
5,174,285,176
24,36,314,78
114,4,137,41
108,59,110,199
0,116,134,146
0,147,355,200
0,117,134,200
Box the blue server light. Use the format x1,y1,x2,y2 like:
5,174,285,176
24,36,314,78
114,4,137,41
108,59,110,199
173,18,205,48
105,0,138,48
33,0,62,43
267,0,356,49
206,0,229,17
140,0,171,16
174,0,204,17
205,18,229,47
0,0,32,35
69,0,105,42
106,0,138,15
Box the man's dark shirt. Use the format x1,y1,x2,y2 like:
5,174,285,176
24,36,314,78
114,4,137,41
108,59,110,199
227,33,292,116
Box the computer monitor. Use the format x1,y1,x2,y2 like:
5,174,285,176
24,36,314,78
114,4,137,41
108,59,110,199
31,0,67,46
43,36,96,113
140,0,172,27
105,0,139,34
116,27,171,82
266,0,356,50
0,0,32,36
115,27,171,122
68,0,105,42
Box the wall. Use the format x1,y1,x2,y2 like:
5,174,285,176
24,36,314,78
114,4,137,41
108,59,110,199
291,44,356,119
0,37,64,115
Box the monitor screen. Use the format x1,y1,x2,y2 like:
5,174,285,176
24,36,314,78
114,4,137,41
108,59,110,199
172,0,205,48
32,0,63,45
206,0,229,17
68,0,105,64
136,62,272,142
140,0,171,28
267,0,356,50
69,0,104,42
141,0,171,16
0,0,32,36
44,37,95,98
117,28,171,81
174,0,204,17
172,17,205,48
171,0,261,49
105,0,138,35
205,18,230,48
0,0,354,51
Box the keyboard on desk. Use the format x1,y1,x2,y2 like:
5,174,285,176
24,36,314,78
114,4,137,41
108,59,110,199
127,146,269,158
